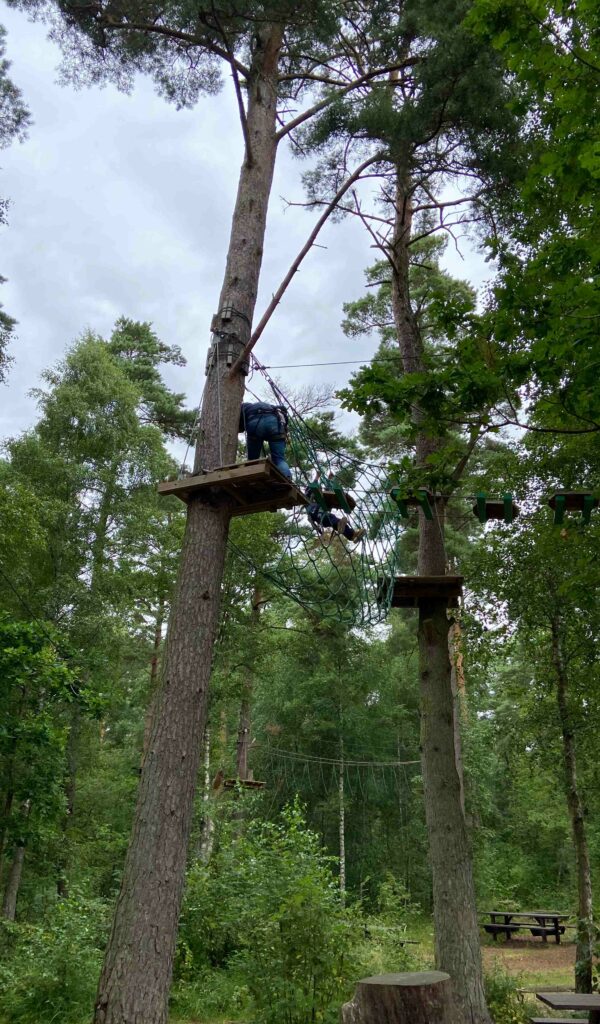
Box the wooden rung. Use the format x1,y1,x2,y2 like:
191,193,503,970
158,459,308,517
379,575,464,608
548,491,598,512
320,489,357,512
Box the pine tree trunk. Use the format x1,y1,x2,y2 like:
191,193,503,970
550,617,594,993
93,25,284,1024
390,169,490,1024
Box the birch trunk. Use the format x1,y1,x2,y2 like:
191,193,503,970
339,737,346,904
550,617,594,993
198,727,215,865
235,586,263,781
93,24,284,1024
390,169,490,1024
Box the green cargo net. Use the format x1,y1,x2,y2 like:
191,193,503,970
228,357,405,627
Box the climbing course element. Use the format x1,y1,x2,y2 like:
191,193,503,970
158,459,306,516
226,356,406,627
383,575,463,609
472,493,519,524
549,491,598,526
390,487,433,521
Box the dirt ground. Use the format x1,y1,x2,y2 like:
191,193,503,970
482,935,576,985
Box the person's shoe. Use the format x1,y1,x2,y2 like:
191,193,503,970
335,517,348,535
352,528,366,542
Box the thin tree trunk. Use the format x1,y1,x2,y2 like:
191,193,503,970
93,24,284,1024
390,169,490,1024
448,622,466,817
198,726,215,865
339,736,346,904
0,788,14,884
1,800,31,921
550,617,594,993
141,596,166,767
57,706,79,897
235,586,263,781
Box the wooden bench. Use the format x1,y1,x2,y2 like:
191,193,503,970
530,1018,584,1023
483,923,521,940
529,925,566,939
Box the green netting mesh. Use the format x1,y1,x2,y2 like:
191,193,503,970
228,357,405,627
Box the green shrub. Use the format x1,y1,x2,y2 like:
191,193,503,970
0,892,108,1024
485,966,528,1024
178,799,360,1024
170,967,249,1022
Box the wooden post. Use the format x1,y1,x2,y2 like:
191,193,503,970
341,972,453,1024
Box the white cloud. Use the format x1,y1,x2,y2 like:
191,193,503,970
0,4,490,443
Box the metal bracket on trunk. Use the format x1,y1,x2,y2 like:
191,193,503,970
205,332,249,376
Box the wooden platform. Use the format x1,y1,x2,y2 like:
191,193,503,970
380,575,464,608
223,778,266,790
158,460,307,517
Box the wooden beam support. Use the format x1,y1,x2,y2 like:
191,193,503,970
158,459,308,516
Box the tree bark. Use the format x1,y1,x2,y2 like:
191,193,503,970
550,616,594,993
390,169,490,1024
93,24,284,1024
1,800,31,921
341,971,454,1024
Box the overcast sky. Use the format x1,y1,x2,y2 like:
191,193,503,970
0,5,492,449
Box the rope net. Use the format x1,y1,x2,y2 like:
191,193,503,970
229,357,404,627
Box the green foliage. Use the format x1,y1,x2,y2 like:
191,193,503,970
0,616,84,850
179,801,360,1024
484,967,528,1024
0,891,108,1024
0,23,30,376
468,0,600,427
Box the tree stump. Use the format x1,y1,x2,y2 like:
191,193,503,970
341,971,453,1024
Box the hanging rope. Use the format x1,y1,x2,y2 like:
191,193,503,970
228,355,405,627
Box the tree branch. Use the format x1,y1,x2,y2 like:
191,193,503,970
229,153,383,376
275,59,420,141
94,17,250,77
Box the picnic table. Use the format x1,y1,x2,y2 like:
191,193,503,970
534,990,600,1024
483,911,568,943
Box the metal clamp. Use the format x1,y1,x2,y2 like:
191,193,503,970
205,333,249,376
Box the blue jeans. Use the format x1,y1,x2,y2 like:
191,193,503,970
307,503,354,540
245,413,292,479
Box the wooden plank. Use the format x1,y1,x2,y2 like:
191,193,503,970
223,778,266,789
158,460,272,498
530,1018,584,1023
548,491,598,512
321,490,357,512
229,492,301,518
158,460,308,514
537,993,600,1011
